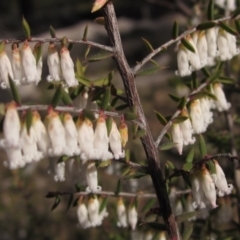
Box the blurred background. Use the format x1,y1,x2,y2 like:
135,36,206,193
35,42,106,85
1,0,236,240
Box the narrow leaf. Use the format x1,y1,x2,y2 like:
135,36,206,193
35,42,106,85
86,52,114,62
176,212,197,223
115,104,129,111
218,76,236,84
186,149,194,163
172,21,179,39
135,129,146,138
231,7,240,18
136,66,162,76
207,0,214,20
106,117,112,136
9,76,21,105
177,97,187,110
22,16,31,38
62,89,73,105
183,223,193,240
169,93,180,102
51,85,62,108
75,76,92,87
67,194,74,211
26,109,33,135
181,38,195,53
142,199,156,213
206,160,216,175
99,197,108,213
219,22,238,36
68,43,74,51
82,109,96,121
183,162,193,171
181,171,192,187
199,134,207,158
147,222,166,230
124,112,138,121
91,0,108,13
201,67,211,77
101,87,111,110
82,25,88,41
115,179,122,196
172,116,188,124
159,141,176,151
51,196,61,211
154,110,167,125
49,25,56,38
142,38,154,52
197,22,216,30
84,45,91,59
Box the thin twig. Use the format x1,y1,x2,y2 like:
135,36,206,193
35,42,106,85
133,15,240,73
1,38,114,52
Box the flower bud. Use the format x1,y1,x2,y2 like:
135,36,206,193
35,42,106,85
117,197,127,228
85,162,101,192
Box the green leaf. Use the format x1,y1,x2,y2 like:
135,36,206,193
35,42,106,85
26,109,32,135
218,76,236,84
190,90,217,101
34,42,42,65
8,76,21,105
206,160,216,175
101,87,111,110
70,85,84,100
176,212,197,223
154,110,167,126
172,21,179,39
61,89,73,105
136,66,162,76
68,43,74,51
82,25,88,41
84,45,91,59
183,223,193,240
172,116,188,124
186,149,194,163
124,112,138,121
219,22,238,36
115,179,122,196
99,197,108,214
76,76,92,87
235,20,240,33
197,22,216,30
51,195,61,211
86,52,114,62
142,37,154,52
169,93,180,102
75,183,82,192
82,109,96,121
106,117,112,136
115,104,129,111
166,160,175,169
142,198,156,213
177,97,187,110
49,25,56,38
57,155,69,163
97,159,111,168
181,171,192,187
91,0,108,12
159,141,176,151
134,129,146,138
0,103,5,116
181,38,195,53
67,194,74,211
75,58,86,77
199,134,207,158
0,41,5,55
147,222,167,230
22,16,31,38
207,0,214,20
231,7,240,18
51,85,62,108
183,162,193,171
201,67,211,77
45,192,57,198
61,36,68,47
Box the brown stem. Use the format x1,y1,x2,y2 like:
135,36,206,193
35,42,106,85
102,2,181,239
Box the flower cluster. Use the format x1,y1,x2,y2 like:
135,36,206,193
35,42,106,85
0,102,127,170
0,40,78,89
176,28,239,77
171,83,230,155
77,196,138,230
190,161,233,209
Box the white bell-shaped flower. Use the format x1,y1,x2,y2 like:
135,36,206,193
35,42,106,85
32,111,50,155
175,43,191,77
227,0,236,11
45,109,66,156
190,100,206,134
85,162,102,192
109,120,125,159
196,31,208,67
33,42,42,85
119,119,128,147
117,198,128,228
206,27,218,58
128,204,138,230
11,43,24,83
186,35,202,71
47,42,62,82
54,161,65,182
179,108,195,146
215,0,225,8
225,31,239,57
4,146,25,169
88,197,101,227
21,40,38,83
63,113,80,156
171,123,183,155
213,160,233,196
77,201,90,229
0,49,14,88
76,117,96,161
93,115,113,160
1,102,21,148
199,97,213,128
20,119,43,163
60,46,78,87
213,83,231,112
217,29,232,61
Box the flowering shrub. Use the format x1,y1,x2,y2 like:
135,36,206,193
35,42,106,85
1,0,240,239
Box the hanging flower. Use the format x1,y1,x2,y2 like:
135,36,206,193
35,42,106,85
196,31,208,67
206,27,218,58
62,113,80,156
119,119,128,147
213,83,231,112
85,162,102,192
171,123,183,155
45,108,66,156
4,146,25,169
225,32,239,57
77,200,90,229
60,46,78,87
11,43,24,83
227,0,236,11
47,42,62,82
87,196,101,227
175,43,191,77
109,120,125,159
179,108,195,146
199,97,213,128
1,102,21,148
128,202,138,230
54,161,65,182
76,117,96,161
213,160,233,196
217,29,232,61
21,40,38,83
33,42,43,85
190,99,206,134
117,197,128,228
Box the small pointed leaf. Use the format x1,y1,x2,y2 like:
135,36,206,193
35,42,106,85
9,76,21,105
183,223,193,240
62,89,73,105
186,149,194,163
181,38,195,53
206,160,216,175
172,21,179,39
106,117,112,136
51,85,62,108
101,87,111,110
91,0,108,13
142,38,154,52
49,25,56,38
207,0,214,20
177,97,187,110
99,197,108,214
82,25,88,41
199,134,207,158
84,45,91,59
82,109,96,121
22,16,31,39
115,179,122,196
136,66,162,76
169,93,180,102
94,17,105,25
86,52,114,62
154,110,167,125
51,195,61,211
172,116,188,124
183,162,193,171
159,141,176,151
197,22,216,30
26,109,33,135
176,212,197,223
115,104,129,111
219,22,238,36
124,112,138,121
